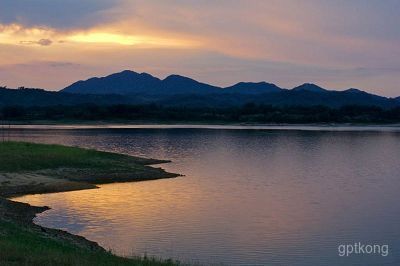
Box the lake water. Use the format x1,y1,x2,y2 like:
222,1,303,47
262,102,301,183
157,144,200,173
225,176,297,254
11,125,400,265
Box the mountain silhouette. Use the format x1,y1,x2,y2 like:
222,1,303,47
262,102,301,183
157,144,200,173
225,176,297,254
1,70,399,109
62,70,220,95
292,83,328,93
62,70,161,95
158,75,220,94
62,70,284,95
223,82,283,94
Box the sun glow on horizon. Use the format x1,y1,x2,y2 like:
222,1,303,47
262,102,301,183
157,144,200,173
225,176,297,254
66,31,197,47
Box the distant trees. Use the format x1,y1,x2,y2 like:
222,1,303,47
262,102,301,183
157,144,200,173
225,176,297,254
0,104,399,123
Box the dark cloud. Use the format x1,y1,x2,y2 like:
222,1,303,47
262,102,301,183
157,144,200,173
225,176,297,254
0,0,121,29
38,39,53,46
19,39,53,46
48,62,79,68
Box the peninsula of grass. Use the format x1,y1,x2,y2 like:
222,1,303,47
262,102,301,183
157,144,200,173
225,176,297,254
0,141,179,197
0,141,181,266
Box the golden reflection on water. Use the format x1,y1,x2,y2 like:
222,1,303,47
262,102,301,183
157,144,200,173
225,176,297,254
17,170,323,264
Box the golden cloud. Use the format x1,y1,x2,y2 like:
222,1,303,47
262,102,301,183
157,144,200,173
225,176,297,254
0,24,55,45
0,23,199,48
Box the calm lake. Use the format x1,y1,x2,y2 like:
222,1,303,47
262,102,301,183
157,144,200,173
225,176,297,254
11,125,400,265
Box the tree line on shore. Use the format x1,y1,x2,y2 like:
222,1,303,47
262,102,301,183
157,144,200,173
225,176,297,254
1,104,400,123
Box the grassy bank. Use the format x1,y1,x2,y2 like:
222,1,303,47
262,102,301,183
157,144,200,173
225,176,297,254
0,141,179,197
0,219,179,266
0,141,181,266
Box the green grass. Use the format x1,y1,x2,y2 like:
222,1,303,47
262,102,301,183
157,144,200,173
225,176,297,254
0,220,180,266
0,141,177,194
0,141,160,173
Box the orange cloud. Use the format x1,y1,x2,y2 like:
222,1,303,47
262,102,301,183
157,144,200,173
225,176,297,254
0,23,199,48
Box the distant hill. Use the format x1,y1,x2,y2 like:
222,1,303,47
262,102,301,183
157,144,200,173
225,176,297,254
157,75,220,95
1,70,399,109
62,70,161,95
250,89,397,109
292,83,328,93
0,87,131,107
223,82,283,94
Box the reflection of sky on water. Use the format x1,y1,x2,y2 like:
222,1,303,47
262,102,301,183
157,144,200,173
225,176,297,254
13,128,400,265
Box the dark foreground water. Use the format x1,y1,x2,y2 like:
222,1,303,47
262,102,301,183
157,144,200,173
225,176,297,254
11,125,400,265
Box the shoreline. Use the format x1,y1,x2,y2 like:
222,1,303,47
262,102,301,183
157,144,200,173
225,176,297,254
2,123,400,133
0,141,181,265
3,120,400,126
0,198,105,252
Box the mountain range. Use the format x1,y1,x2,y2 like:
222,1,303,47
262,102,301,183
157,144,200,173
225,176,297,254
62,70,320,95
1,70,399,108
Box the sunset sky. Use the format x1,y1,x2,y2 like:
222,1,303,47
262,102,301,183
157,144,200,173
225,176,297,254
0,0,399,96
